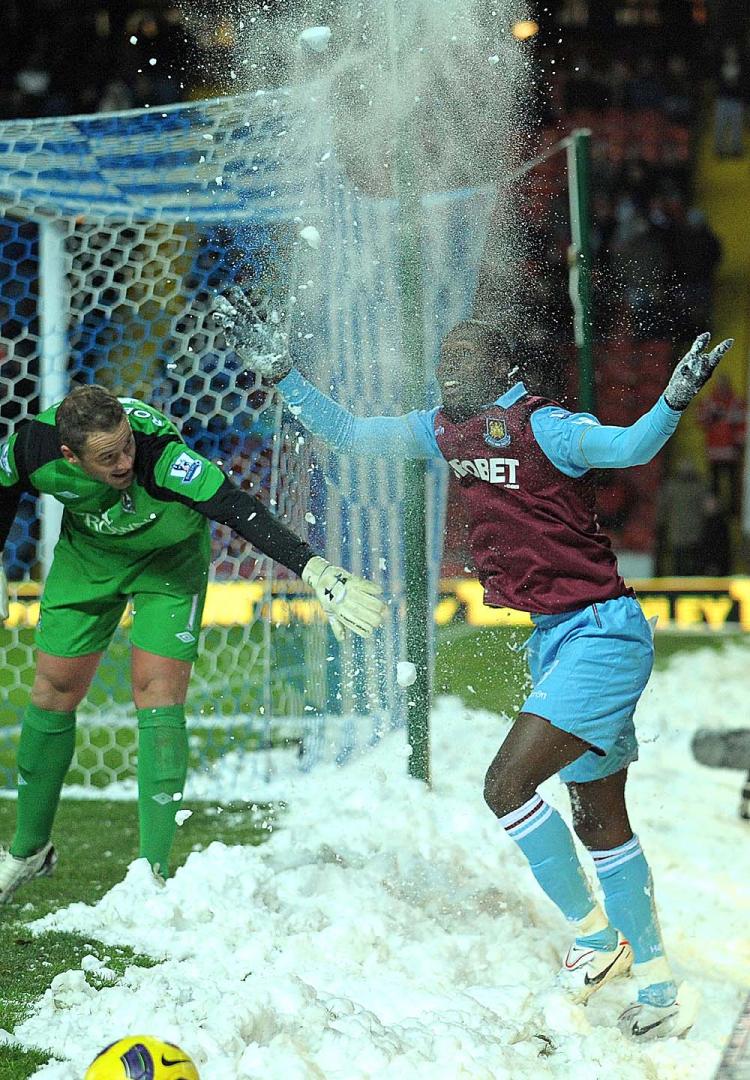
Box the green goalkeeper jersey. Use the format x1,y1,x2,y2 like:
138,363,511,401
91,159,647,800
0,397,314,577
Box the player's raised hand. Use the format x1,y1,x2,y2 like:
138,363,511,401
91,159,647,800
0,565,8,622
212,287,292,383
664,332,734,411
302,556,387,641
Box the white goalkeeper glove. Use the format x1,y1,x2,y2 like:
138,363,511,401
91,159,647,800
664,332,734,411
0,564,8,622
212,287,292,384
302,556,387,641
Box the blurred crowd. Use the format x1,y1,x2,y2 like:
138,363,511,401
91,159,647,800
0,4,202,121
484,37,747,574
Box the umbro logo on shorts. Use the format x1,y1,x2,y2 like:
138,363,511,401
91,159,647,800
176,631,196,644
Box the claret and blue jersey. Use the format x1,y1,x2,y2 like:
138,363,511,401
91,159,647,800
277,368,681,783
277,369,680,614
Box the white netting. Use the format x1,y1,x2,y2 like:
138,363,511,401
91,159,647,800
0,87,492,789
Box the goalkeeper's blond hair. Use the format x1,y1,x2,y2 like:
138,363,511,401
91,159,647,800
56,384,126,454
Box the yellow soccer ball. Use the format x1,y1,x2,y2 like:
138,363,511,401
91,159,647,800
84,1035,200,1079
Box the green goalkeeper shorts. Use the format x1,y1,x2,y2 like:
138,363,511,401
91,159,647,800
36,532,210,662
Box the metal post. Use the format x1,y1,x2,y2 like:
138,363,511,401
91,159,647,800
567,129,596,413
38,219,68,577
393,133,431,785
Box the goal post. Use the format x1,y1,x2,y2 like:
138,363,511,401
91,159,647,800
0,91,494,790
566,129,596,414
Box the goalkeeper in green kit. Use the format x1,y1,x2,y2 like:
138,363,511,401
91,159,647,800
0,385,386,899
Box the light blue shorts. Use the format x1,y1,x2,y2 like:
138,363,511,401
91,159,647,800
523,596,654,784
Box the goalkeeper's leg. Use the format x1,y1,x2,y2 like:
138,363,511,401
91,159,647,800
11,650,101,858
132,647,192,880
1,651,101,905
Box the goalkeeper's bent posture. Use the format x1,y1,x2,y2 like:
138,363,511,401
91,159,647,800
0,386,386,896
215,292,732,1043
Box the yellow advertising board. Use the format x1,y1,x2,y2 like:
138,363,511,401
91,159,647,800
4,577,750,632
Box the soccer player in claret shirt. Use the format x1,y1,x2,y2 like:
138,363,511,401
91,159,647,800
214,291,732,1042
0,385,386,899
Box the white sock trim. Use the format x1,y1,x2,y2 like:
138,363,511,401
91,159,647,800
590,834,641,861
591,834,643,874
498,792,544,831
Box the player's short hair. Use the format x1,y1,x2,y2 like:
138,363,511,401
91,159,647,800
443,319,516,370
56,384,126,455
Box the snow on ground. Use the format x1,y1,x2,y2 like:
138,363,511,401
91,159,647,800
9,643,750,1079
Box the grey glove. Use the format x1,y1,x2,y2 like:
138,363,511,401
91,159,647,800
302,556,387,641
212,287,292,384
663,332,734,411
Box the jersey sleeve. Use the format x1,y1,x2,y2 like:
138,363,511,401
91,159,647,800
530,397,681,477
145,438,314,577
0,429,32,551
277,369,442,460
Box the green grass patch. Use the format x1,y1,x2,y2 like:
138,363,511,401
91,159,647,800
435,624,531,716
434,623,743,715
0,797,275,1079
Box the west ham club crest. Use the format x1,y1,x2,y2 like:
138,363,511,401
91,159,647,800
484,415,511,448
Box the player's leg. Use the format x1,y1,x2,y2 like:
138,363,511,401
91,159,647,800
130,587,204,878
10,544,125,861
1,559,124,905
489,599,654,996
484,712,614,958
569,770,685,1036
9,650,103,861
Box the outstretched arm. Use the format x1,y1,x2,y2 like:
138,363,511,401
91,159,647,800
211,289,441,460
278,370,441,460
531,397,681,476
136,434,387,640
532,333,734,476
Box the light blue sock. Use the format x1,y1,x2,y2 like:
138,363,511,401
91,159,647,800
576,925,619,951
592,835,677,1006
500,793,599,925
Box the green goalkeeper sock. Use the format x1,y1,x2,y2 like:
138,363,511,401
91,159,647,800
11,703,76,858
136,705,188,878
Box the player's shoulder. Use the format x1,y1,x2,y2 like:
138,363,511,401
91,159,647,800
118,398,178,436
3,412,61,483
531,402,600,428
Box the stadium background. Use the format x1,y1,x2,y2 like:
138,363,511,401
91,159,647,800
0,3,749,1078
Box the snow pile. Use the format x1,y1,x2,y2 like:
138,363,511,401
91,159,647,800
12,643,750,1078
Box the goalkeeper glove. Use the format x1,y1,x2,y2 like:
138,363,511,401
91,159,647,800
302,556,387,641
212,288,292,384
0,565,8,622
664,332,734,411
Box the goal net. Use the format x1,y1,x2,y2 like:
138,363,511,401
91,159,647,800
0,90,492,790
